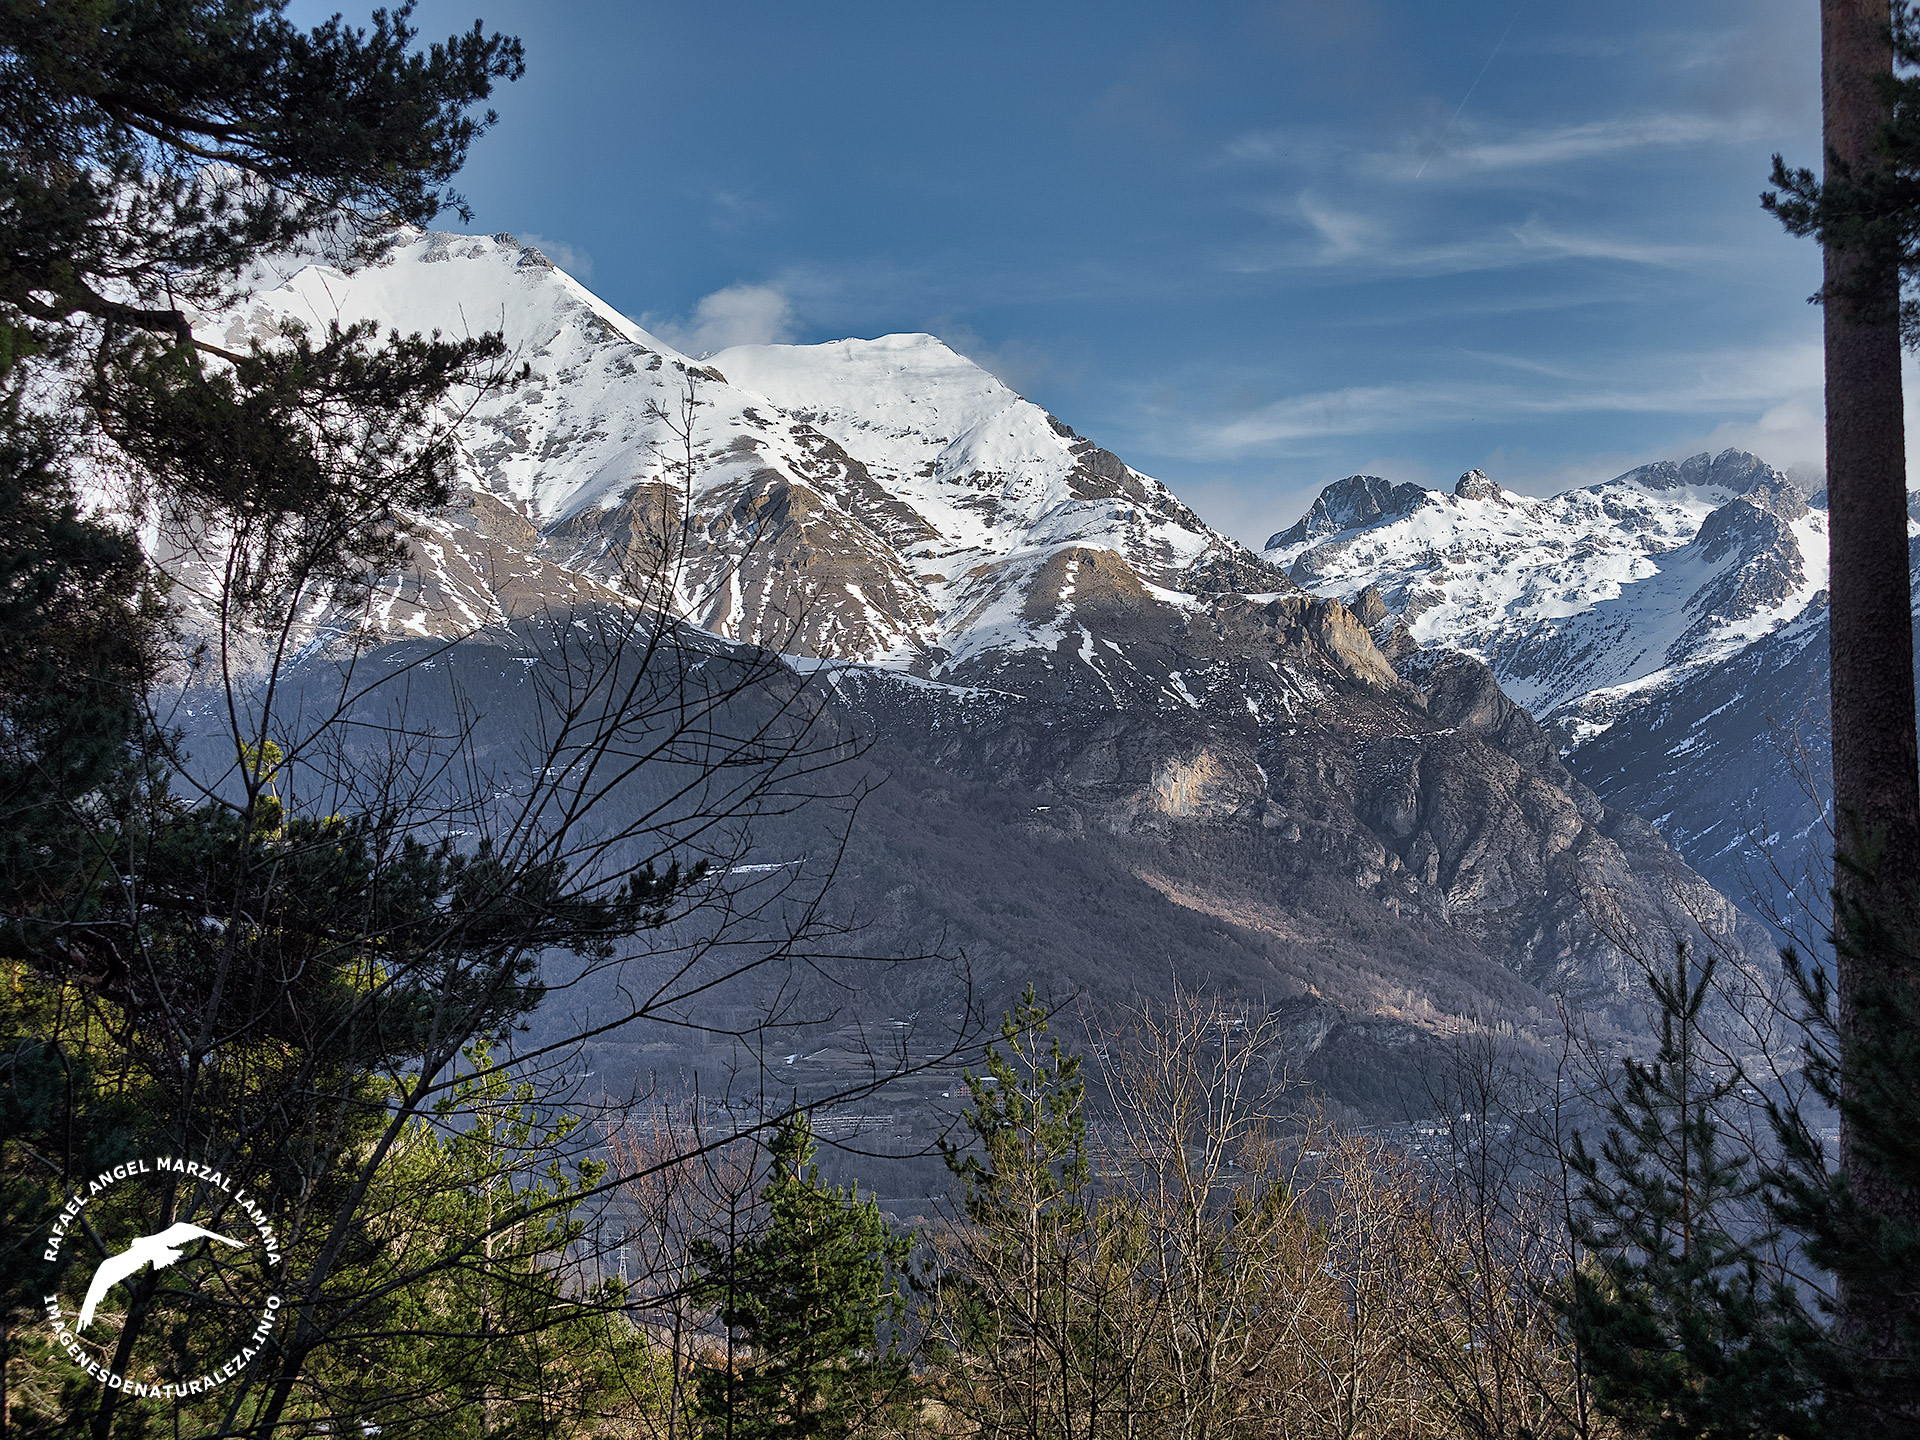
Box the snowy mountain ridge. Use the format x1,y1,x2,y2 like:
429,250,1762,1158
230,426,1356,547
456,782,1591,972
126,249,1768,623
1262,449,1834,727
205,228,1264,675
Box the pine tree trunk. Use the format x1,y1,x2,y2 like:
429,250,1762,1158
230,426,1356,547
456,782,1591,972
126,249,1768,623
1821,0,1920,1401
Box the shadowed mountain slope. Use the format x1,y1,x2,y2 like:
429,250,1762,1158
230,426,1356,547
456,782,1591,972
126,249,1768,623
168,231,1783,1118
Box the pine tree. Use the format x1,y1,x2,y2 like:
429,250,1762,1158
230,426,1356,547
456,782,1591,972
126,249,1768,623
942,986,1092,1261
0,9,533,1431
1766,1,1920,1404
932,988,1143,1439
1763,919,1920,1437
693,1113,913,1440
317,1048,652,1440
0,0,526,965
1566,942,1816,1439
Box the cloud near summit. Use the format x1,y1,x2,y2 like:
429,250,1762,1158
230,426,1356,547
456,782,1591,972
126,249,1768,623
645,283,795,356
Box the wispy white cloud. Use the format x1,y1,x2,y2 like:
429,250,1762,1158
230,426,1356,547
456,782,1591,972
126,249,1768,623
1188,340,1824,457
1222,110,1773,180
1219,125,1342,167
1245,191,1507,273
1233,195,1727,277
702,184,782,234
1293,193,1383,259
1429,112,1771,173
644,283,796,356
1507,218,1721,268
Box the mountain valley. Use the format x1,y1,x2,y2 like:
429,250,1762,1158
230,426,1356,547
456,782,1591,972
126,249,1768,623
174,230,1808,1122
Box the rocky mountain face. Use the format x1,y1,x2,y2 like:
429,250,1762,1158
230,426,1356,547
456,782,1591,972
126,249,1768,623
182,230,1778,1113
1559,541,1920,932
1261,448,1871,931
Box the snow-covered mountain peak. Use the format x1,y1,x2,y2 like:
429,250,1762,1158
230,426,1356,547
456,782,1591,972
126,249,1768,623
1612,447,1790,498
1264,449,1827,719
234,229,675,372
1453,469,1505,503
712,332,1010,423
710,330,1221,583
1263,475,1435,550
196,228,1277,672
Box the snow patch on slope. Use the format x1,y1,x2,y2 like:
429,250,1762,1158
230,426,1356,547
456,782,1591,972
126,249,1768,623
1264,454,1823,720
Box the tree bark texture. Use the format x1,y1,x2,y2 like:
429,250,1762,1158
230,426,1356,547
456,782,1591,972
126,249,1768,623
1822,0,1920,1389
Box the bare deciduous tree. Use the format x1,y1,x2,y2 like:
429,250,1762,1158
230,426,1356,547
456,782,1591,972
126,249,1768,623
19,350,973,1438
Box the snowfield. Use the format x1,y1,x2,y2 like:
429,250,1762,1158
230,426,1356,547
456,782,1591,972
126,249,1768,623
1264,454,1829,726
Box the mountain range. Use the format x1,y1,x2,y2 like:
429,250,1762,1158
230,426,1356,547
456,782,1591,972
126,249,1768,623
176,229,1805,1117
1260,449,1905,938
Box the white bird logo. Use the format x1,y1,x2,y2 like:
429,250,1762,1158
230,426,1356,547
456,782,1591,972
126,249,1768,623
76,1222,243,1332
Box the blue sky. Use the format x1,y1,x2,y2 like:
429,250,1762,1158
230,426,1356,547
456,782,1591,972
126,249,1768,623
367,0,1838,546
